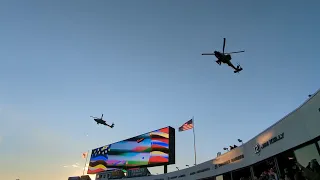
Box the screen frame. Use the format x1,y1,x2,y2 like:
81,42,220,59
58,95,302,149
88,126,175,171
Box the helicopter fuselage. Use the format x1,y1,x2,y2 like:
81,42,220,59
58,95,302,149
94,118,105,124
214,51,232,63
214,51,242,73
94,118,114,128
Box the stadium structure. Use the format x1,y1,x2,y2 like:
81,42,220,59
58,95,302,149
89,89,320,180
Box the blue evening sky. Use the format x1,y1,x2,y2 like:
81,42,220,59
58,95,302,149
0,1,319,180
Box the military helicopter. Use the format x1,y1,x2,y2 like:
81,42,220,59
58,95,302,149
90,114,114,128
202,38,245,73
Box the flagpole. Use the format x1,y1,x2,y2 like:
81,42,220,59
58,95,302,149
82,150,90,175
192,116,197,165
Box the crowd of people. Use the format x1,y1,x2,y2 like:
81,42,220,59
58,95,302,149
238,159,320,180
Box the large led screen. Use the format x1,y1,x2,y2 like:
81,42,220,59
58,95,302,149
87,126,175,174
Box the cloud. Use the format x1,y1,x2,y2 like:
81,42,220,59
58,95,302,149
63,163,81,168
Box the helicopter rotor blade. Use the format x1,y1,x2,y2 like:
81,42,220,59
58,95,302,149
202,53,215,55
223,38,226,54
226,51,245,54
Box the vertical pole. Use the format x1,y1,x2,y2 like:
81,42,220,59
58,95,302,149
164,165,168,174
250,166,255,180
82,150,90,175
274,156,282,178
315,141,320,156
192,116,197,165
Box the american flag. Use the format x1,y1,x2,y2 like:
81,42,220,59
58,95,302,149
82,152,88,159
179,119,193,132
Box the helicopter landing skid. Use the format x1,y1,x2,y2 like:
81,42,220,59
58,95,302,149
216,60,221,65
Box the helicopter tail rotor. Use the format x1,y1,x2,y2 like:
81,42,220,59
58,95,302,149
236,62,242,69
234,62,243,73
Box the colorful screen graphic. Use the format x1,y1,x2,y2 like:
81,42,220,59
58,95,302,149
87,126,175,174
